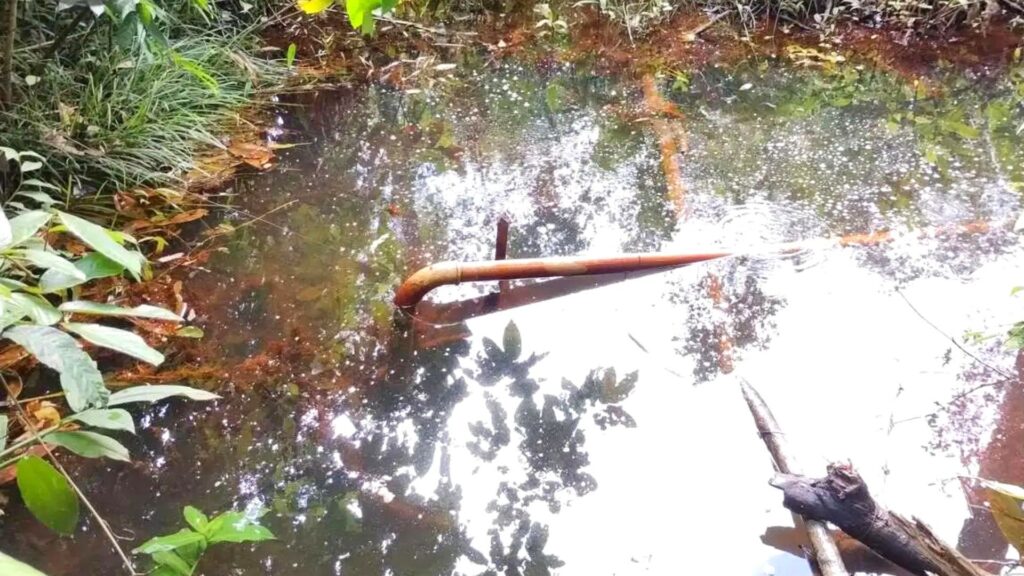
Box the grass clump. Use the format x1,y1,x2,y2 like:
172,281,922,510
1,0,288,200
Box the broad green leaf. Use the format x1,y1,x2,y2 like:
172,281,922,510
7,293,62,325
152,566,186,576
0,551,49,576
206,511,275,544
4,325,108,412
133,529,206,554
68,408,136,434
503,321,521,361
40,254,125,293
183,506,209,533
345,0,380,30
59,301,181,322
0,414,7,451
286,43,297,67
298,0,332,13
56,211,142,278
17,455,80,535
151,551,192,576
63,323,164,366
16,249,85,281
107,384,219,406
46,431,130,461
0,209,13,248
7,211,53,248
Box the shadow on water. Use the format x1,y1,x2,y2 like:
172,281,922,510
3,57,1024,575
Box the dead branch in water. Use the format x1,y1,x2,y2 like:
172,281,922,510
771,464,992,576
740,378,849,576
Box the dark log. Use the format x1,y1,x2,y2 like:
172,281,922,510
772,463,992,576
740,379,849,576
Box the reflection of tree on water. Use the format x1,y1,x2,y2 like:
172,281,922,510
669,261,786,383
463,322,639,574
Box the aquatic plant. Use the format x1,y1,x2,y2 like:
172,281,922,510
133,505,275,576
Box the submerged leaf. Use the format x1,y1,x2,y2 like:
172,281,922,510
63,323,164,366
107,384,219,406
4,325,108,412
17,455,80,535
47,431,131,461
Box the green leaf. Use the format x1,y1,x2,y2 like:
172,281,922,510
6,211,51,249
58,301,181,321
56,211,142,278
4,325,107,412
40,254,126,293
286,43,297,67
174,326,204,338
345,0,380,30
17,455,80,535
63,323,164,366
16,249,86,281
206,511,275,544
183,506,209,534
503,321,521,361
172,55,220,94
0,414,8,451
133,529,206,554
0,551,50,576
0,209,12,248
107,384,219,406
297,0,333,13
7,293,62,325
46,431,130,461
150,551,193,576
68,408,136,434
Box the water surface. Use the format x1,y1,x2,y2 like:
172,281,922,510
5,58,1024,575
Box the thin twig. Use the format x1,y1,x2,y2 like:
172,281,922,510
894,287,1012,380
1,375,138,575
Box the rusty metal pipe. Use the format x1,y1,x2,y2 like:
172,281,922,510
395,217,1011,310
394,250,733,309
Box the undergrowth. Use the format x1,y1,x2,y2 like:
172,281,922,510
1,0,288,201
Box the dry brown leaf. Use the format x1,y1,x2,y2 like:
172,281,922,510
983,479,1024,554
227,141,275,169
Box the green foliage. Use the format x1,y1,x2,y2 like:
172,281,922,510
0,552,49,576
134,506,275,575
16,456,79,535
2,4,286,195
296,0,400,34
0,197,217,533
